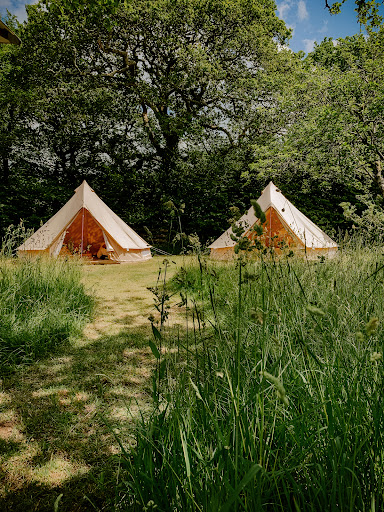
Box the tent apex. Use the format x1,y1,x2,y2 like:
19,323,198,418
263,180,278,192
74,180,94,195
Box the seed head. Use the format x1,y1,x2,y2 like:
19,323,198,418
306,304,325,317
365,317,379,337
261,371,289,407
370,351,382,362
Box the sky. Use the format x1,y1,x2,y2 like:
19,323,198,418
0,0,368,54
277,0,365,53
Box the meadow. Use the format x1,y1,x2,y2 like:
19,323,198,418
0,257,94,373
118,245,384,511
1,248,384,511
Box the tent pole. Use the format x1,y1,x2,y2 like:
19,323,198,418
80,208,85,258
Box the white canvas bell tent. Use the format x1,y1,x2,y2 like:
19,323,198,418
209,181,338,259
17,181,152,262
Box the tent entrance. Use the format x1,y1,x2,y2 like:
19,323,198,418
263,207,300,249
244,207,300,250
60,208,107,258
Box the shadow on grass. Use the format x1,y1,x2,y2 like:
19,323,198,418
0,324,156,511
0,472,116,512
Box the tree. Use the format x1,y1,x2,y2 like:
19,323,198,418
248,30,384,237
326,0,383,27
19,0,289,177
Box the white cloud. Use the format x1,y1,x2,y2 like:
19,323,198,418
297,1,309,21
318,20,328,33
302,38,315,53
277,1,292,21
0,0,37,23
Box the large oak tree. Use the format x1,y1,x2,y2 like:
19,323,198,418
20,0,289,176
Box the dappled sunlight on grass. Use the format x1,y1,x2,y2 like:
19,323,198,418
0,256,187,509
0,392,11,406
32,456,89,487
2,443,90,491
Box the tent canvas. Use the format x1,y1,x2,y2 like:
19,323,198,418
18,181,152,262
209,181,338,259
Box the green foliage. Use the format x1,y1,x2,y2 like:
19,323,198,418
249,29,384,236
329,0,383,27
0,220,34,257
19,0,289,168
229,199,267,255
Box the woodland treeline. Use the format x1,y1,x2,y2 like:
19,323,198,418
1,0,384,248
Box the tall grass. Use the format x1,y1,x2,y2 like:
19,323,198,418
0,256,94,373
117,247,384,511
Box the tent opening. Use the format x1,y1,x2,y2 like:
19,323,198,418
61,208,106,258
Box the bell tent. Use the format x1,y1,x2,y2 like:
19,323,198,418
209,181,338,259
18,181,152,263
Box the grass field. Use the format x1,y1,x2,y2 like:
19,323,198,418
2,249,384,511
0,256,185,511
116,247,384,511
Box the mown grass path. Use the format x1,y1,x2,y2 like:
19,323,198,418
0,256,184,511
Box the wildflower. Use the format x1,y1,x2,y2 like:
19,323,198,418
216,371,224,379
370,352,382,362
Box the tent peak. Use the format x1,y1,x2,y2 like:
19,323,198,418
74,180,94,196
262,181,280,193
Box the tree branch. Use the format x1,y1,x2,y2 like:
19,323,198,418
97,38,137,78
202,123,235,146
141,102,162,154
